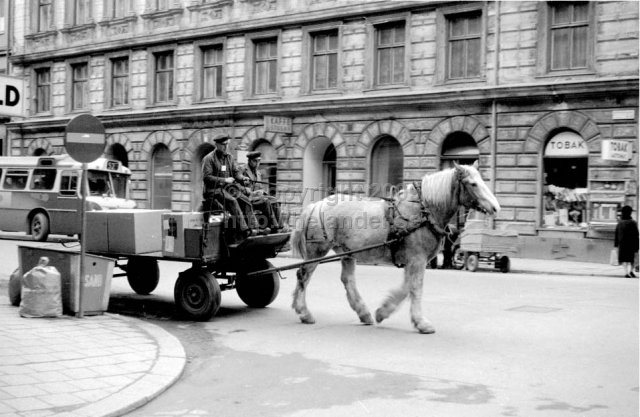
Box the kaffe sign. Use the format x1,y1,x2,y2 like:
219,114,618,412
64,114,106,163
264,115,292,133
0,75,25,117
601,139,632,162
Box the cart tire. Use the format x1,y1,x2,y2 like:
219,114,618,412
31,212,50,242
126,258,160,295
465,253,479,272
236,260,280,308
452,247,465,270
174,268,221,321
499,256,511,273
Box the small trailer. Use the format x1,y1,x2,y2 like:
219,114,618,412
452,219,519,273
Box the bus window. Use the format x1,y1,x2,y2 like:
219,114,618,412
88,171,111,196
60,170,79,196
31,169,57,190
3,169,29,190
111,173,128,199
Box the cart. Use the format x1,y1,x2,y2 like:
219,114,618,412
88,222,290,321
452,219,519,273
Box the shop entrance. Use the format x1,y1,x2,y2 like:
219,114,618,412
302,136,335,206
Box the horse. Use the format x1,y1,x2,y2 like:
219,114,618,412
290,161,500,334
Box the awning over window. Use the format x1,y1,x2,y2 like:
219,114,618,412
544,131,588,158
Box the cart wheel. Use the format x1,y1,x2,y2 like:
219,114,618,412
31,212,50,242
499,256,511,273
126,257,160,295
452,247,465,270
235,259,280,308
174,268,221,321
465,253,479,272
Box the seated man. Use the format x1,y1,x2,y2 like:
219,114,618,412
202,136,258,242
241,151,282,233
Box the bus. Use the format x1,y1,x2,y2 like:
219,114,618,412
0,154,136,241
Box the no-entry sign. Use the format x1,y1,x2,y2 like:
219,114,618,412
64,114,106,163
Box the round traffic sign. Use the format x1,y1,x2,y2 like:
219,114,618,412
64,114,106,163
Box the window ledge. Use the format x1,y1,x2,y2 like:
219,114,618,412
436,77,486,86
363,84,410,93
60,22,97,34
537,226,587,233
187,0,233,12
194,98,227,105
536,70,596,79
25,30,58,40
98,15,138,26
244,95,281,101
303,89,344,97
141,8,184,20
146,102,178,110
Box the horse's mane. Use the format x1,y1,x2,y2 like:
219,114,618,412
418,167,461,213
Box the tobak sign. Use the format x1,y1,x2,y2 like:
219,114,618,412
601,139,632,162
0,75,25,117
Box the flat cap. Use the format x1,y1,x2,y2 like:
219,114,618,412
213,136,230,143
247,151,262,160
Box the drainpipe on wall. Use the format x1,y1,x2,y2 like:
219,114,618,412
490,0,501,229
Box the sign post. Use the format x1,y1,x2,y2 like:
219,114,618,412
64,114,106,318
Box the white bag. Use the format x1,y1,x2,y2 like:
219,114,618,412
610,248,619,266
19,257,63,318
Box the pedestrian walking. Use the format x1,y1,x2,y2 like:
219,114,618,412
614,205,639,278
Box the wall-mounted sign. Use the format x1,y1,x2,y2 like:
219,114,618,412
0,75,24,117
264,116,292,134
612,110,635,120
544,131,588,157
601,139,632,162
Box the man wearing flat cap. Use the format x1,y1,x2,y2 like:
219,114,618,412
202,136,258,241
242,151,282,233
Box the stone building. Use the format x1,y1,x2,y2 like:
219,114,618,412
4,0,639,262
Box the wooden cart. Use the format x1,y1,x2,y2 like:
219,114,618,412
452,219,519,273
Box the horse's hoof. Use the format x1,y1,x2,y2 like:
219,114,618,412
299,314,316,324
359,313,374,325
375,308,386,323
416,322,436,334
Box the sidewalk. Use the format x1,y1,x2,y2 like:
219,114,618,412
0,299,185,417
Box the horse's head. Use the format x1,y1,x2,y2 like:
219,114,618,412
454,161,501,216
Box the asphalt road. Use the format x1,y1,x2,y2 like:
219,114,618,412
1,237,637,417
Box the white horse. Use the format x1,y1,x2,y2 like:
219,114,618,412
290,162,500,334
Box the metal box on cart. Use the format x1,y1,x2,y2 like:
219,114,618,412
18,245,115,315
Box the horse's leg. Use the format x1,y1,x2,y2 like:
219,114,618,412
340,256,374,325
406,259,435,334
375,273,411,325
292,262,319,324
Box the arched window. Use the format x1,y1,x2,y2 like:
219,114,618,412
440,132,478,169
151,144,172,209
33,148,47,156
322,143,336,195
370,136,403,197
253,141,277,196
107,143,129,167
542,130,588,228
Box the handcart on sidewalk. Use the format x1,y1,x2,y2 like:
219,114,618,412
452,217,519,273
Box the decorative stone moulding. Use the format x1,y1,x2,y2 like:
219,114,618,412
98,15,138,38
24,31,58,53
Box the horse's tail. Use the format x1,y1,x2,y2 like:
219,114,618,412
291,203,313,259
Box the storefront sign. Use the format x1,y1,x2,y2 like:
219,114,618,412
264,116,292,134
612,110,635,120
0,75,24,117
601,139,632,162
544,132,588,157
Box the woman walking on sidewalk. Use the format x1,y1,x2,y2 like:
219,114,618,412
615,205,639,278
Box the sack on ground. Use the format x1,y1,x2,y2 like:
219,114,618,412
610,248,619,266
8,267,22,307
19,257,63,318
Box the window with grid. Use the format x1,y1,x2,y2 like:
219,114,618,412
35,68,51,113
447,12,481,79
311,30,338,90
254,38,277,95
549,2,589,70
111,57,129,107
71,63,89,110
154,51,174,103
37,0,52,32
73,0,91,25
375,22,405,86
202,45,223,99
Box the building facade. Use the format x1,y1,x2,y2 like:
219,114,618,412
4,0,639,262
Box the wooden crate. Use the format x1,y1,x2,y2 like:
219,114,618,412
460,228,519,253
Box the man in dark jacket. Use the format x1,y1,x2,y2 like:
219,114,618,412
241,151,281,233
202,136,258,241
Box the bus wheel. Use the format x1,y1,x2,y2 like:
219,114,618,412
126,257,160,295
31,213,50,242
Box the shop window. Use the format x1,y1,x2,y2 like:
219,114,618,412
370,136,403,198
542,131,588,228
151,144,172,209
